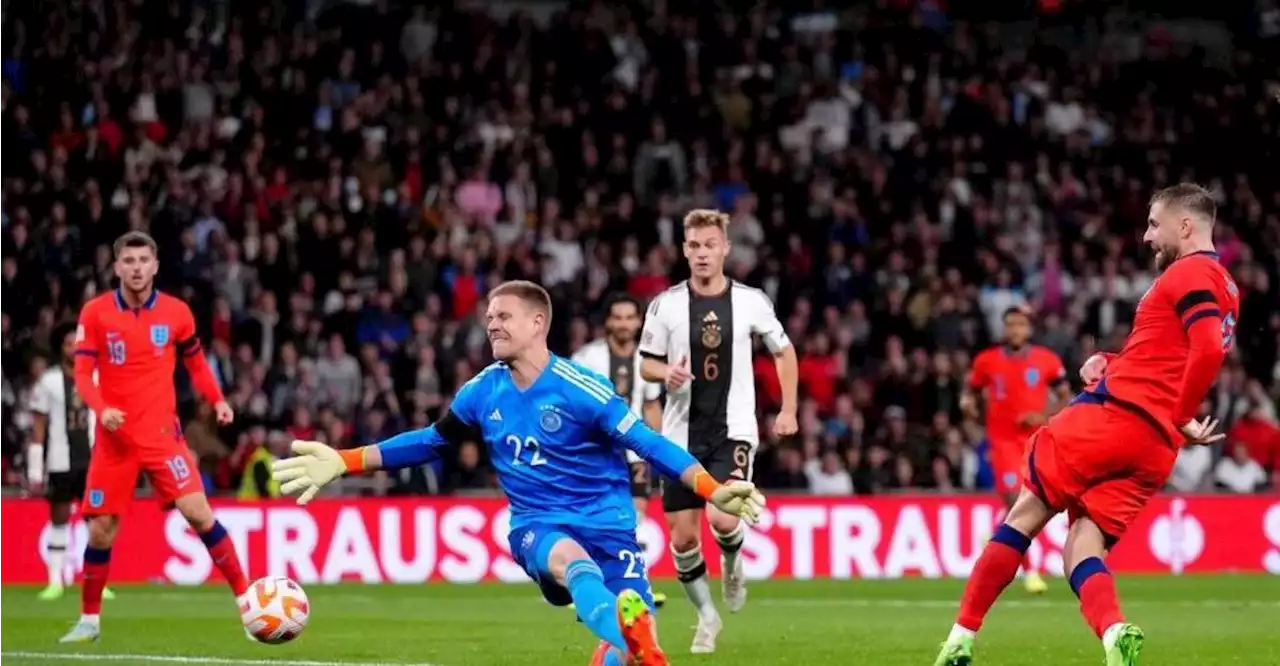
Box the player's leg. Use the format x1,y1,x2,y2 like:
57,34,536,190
155,448,250,599
995,449,1046,594
1062,514,1142,666
705,440,752,613
60,444,134,643
628,461,665,608
39,474,75,599
590,528,668,666
509,525,634,659
663,486,721,652
934,431,1065,664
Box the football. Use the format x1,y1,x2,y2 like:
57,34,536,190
240,576,310,644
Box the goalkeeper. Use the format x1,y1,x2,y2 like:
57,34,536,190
274,280,765,666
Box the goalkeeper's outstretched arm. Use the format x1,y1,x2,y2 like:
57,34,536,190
604,403,766,523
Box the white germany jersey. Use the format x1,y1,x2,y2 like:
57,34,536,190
28,367,96,474
639,280,790,449
572,339,661,464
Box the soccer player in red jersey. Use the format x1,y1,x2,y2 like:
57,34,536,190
961,307,1070,594
934,184,1239,666
59,232,251,644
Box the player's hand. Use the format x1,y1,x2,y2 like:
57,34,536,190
214,401,235,426
1079,353,1108,386
100,407,126,432
773,410,798,437
666,356,692,391
1016,412,1047,428
1179,416,1225,446
709,481,767,525
272,440,347,505
959,393,979,419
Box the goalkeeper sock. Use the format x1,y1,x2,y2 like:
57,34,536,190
565,559,626,652
82,546,111,617
955,524,1029,632
672,544,716,618
47,523,69,586
713,521,745,575
199,521,250,596
1070,557,1124,638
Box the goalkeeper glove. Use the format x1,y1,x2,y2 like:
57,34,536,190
271,440,367,505
694,472,767,525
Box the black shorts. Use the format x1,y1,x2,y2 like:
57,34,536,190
47,470,88,504
628,461,657,498
662,439,754,513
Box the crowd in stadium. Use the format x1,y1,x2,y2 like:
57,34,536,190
2,0,1278,499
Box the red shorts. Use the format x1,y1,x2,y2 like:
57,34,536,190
83,428,203,516
989,438,1031,494
1022,403,1174,544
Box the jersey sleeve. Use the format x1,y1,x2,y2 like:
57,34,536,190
1170,263,1227,334
967,351,991,389
375,371,486,469
746,289,791,353
29,374,53,415
173,302,204,358
74,302,101,358
588,376,699,480
1043,349,1068,386
638,295,670,360
643,378,661,401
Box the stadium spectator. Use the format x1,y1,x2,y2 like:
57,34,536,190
2,1,1278,500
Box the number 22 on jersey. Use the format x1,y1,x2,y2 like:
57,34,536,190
505,434,547,467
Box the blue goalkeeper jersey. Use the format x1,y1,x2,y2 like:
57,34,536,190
374,355,697,532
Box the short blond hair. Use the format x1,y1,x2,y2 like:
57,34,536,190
682,209,730,233
490,280,553,324
1150,183,1216,225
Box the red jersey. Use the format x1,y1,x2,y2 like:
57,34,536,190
75,289,222,445
1092,253,1239,445
970,344,1066,445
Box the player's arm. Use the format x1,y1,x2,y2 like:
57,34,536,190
599,394,764,522
1172,284,1229,430
749,291,797,413
72,307,109,416
273,381,482,503
642,380,662,431
960,353,989,419
638,296,673,383
175,304,226,406
27,379,50,487
1045,353,1072,416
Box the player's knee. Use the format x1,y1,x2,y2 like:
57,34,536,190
49,503,72,526
1063,516,1111,568
545,538,591,583
706,510,740,536
86,515,119,547
1004,490,1053,536
176,494,216,531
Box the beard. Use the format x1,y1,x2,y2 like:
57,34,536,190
606,328,637,346
1151,243,1177,272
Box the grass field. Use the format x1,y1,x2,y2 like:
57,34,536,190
3,575,1278,665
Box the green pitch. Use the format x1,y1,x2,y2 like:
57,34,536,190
3,576,1278,666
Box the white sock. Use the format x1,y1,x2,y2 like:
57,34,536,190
80,614,100,628
712,522,745,577
948,624,976,642
671,544,717,618
47,524,69,587
1102,622,1125,649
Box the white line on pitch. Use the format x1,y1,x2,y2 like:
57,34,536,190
754,598,1280,609
0,652,445,666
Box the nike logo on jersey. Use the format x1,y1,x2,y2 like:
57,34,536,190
489,409,502,422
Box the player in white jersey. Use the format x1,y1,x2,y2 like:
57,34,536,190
572,293,668,608
28,324,101,600
638,209,799,654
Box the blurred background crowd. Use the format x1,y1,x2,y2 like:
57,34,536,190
3,0,1278,500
